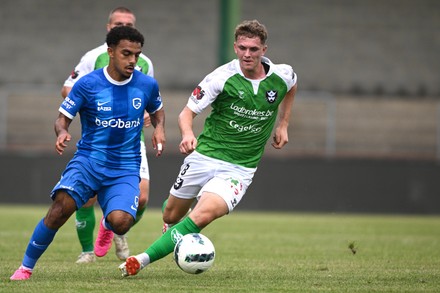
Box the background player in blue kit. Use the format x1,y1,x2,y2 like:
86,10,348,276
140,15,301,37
10,25,165,281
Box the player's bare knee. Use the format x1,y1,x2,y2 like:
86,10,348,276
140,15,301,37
162,211,182,225
109,218,132,235
45,193,76,228
113,225,130,235
107,211,134,234
45,204,72,229
162,213,173,224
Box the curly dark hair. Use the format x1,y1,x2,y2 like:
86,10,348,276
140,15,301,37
106,26,144,48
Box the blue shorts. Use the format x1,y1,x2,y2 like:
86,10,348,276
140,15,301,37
51,155,140,220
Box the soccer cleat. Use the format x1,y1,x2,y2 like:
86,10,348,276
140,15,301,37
10,266,32,281
119,256,143,277
114,234,129,261
94,218,114,257
75,251,96,264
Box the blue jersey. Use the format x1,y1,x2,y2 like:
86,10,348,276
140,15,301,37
59,67,163,171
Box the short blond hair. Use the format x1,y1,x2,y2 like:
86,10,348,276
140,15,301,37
234,20,268,44
108,7,135,24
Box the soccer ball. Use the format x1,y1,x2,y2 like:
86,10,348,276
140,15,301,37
173,233,215,274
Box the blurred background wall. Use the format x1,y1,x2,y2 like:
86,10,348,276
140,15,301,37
0,0,439,213
1,0,439,94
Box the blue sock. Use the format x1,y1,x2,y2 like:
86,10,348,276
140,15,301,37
22,218,58,269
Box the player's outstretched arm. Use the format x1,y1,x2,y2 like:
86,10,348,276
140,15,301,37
150,108,166,157
54,113,72,155
178,106,198,155
271,84,297,149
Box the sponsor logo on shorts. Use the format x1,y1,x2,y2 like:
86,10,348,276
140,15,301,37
131,196,139,211
227,177,242,208
227,177,242,195
231,198,238,208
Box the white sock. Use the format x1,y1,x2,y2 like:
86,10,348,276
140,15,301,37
102,218,110,230
136,253,150,268
21,265,33,272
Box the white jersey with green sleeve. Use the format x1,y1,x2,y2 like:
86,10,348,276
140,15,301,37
187,57,297,168
63,43,154,142
63,43,154,87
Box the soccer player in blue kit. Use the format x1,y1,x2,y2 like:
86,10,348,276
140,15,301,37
61,7,156,263
10,25,165,281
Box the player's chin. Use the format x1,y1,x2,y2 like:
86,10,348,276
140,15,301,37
125,67,134,75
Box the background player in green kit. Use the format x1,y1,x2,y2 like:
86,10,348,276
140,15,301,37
119,19,298,277
61,7,154,264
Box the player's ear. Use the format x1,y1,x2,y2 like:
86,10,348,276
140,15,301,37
261,44,267,56
107,46,114,58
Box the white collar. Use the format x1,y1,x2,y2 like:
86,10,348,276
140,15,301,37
103,65,133,85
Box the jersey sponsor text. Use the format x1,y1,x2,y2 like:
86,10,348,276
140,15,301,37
230,103,273,120
95,117,141,129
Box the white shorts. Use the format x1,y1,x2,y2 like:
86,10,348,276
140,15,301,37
139,140,150,180
170,151,256,212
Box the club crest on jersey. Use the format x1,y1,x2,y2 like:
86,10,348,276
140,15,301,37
266,90,278,103
132,98,142,110
70,69,79,79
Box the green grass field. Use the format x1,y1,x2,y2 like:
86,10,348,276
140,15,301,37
0,205,439,292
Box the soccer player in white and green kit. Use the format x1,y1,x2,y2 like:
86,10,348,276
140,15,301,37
61,7,154,264
119,19,298,276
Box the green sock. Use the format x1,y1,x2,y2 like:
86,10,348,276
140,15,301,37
75,206,95,252
134,205,146,225
145,217,201,263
